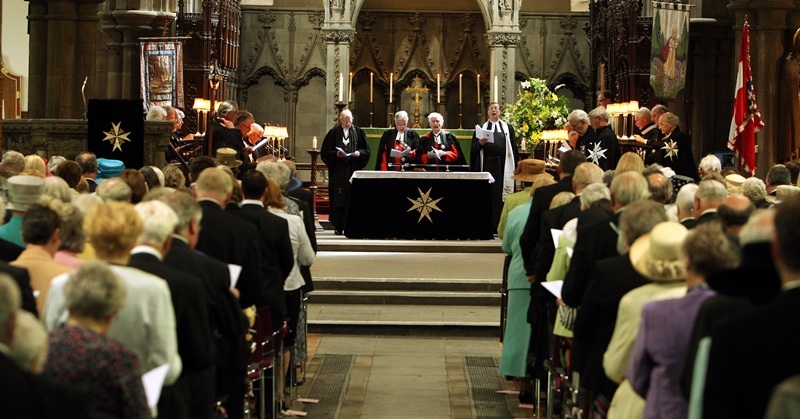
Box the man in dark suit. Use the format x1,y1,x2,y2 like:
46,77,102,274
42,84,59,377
562,171,650,307
586,107,620,171
129,200,216,418
704,196,800,419
375,111,421,171
1,260,36,316
75,152,98,193
533,162,604,282
234,169,294,330
159,191,248,419
572,201,667,412
0,274,89,418
655,112,697,180
210,101,245,160
520,149,586,278
693,179,727,226
675,183,698,229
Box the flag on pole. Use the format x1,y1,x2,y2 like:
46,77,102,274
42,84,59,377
727,21,764,176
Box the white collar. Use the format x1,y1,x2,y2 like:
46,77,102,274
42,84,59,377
241,199,264,207
131,245,163,261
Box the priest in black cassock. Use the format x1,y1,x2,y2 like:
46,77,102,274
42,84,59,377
375,110,420,171
655,112,698,180
321,109,370,235
419,112,467,169
471,102,519,232
585,106,619,171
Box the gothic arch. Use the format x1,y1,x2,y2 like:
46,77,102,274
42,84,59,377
336,0,492,30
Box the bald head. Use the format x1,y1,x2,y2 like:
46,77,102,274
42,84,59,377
717,194,755,237
647,172,673,204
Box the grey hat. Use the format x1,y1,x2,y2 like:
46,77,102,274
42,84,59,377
6,176,45,212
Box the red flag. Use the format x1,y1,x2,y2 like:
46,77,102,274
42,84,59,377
727,21,764,176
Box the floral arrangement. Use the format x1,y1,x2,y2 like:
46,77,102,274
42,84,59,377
504,78,570,151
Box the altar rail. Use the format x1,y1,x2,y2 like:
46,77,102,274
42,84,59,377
1,119,172,167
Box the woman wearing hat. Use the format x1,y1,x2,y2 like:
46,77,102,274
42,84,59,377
497,159,553,238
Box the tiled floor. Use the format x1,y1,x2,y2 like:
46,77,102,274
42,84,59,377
291,334,534,418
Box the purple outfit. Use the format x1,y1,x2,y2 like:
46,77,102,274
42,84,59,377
627,287,716,419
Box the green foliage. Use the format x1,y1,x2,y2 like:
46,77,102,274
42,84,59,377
504,78,570,150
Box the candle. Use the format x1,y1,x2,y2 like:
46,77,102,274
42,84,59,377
459,74,463,104
477,74,481,104
338,73,343,102
389,72,393,99
493,76,499,103
312,136,317,150
370,72,374,103
437,72,441,103
348,72,353,103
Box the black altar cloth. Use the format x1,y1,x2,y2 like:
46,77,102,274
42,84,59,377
344,171,495,240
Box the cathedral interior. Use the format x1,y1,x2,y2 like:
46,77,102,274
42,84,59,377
1,0,799,177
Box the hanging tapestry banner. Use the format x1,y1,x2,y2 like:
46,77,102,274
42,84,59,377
140,40,184,111
650,2,692,100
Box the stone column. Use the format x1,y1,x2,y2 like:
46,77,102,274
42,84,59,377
322,29,354,123
486,32,521,107
27,0,49,118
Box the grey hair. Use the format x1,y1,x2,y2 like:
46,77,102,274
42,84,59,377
642,163,665,178
573,162,605,189
96,178,133,202
47,156,66,175
10,310,48,372
567,109,589,124
635,107,652,121
676,183,699,215
739,209,775,245
699,154,722,175
217,100,239,117
194,167,233,197
646,172,674,203
602,170,615,187
64,261,126,320
256,161,291,190
2,151,25,172
620,200,669,247
340,109,353,121
145,105,167,121
696,179,728,203
159,190,202,232
742,177,767,202
428,112,444,124
0,274,20,329
395,111,409,122
588,107,609,123
652,104,668,114
682,223,741,278
134,200,178,248
580,183,611,210
43,177,72,203
58,204,85,254
72,193,103,216
611,171,650,207
661,112,680,126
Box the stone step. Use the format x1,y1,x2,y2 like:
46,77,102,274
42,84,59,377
309,290,501,306
316,233,503,254
306,303,500,337
312,277,500,292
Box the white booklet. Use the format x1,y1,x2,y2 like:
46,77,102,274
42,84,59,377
474,125,495,143
336,147,357,157
228,264,242,290
541,280,564,299
142,363,170,410
390,149,411,158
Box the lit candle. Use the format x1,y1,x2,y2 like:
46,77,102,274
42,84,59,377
459,74,463,104
477,74,481,104
348,72,353,103
312,136,317,150
370,72,374,103
493,76,499,103
437,72,441,103
338,73,343,102
389,72,393,99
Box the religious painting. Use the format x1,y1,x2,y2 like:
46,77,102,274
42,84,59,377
650,2,691,99
87,99,145,169
140,41,184,111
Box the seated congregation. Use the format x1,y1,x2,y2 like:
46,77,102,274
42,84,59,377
0,149,314,418
498,148,800,419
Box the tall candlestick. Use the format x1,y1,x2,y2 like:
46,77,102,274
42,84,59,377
437,72,441,103
348,72,353,103
370,72,374,103
493,76,499,103
459,74,463,104
338,73,343,102
389,72,393,99
477,74,481,104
